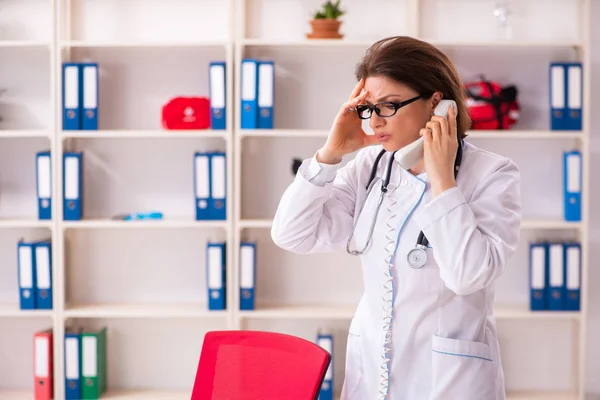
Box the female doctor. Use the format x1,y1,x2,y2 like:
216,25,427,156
271,36,522,400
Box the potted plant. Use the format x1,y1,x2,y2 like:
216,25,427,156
307,0,345,39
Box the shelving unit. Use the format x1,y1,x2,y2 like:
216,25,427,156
0,0,592,399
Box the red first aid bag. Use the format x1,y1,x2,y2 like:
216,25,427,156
464,78,520,130
161,96,211,130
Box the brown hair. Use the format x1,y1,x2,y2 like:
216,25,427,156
355,36,471,138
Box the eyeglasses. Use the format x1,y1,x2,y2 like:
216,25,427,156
355,93,430,120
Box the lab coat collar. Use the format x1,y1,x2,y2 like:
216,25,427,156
390,151,428,182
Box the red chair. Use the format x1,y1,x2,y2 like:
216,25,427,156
191,330,332,400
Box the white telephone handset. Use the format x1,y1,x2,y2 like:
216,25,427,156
395,99,457,170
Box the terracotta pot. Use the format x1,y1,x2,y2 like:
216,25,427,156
307,18,343,39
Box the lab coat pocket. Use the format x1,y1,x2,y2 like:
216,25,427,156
430,335,496,400
341,326,363,400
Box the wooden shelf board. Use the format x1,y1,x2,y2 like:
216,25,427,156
61,129,229,139
62,219,228,230
63,303,228,319
0,304,53,318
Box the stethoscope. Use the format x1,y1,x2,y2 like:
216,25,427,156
346,139,463,269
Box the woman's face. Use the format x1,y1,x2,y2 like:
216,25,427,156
362,75,441,152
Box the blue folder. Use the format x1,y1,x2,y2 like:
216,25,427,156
241,59,259,129
563,150,582,222
206,242,226,310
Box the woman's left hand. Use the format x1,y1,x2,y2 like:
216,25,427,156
419,105,459,198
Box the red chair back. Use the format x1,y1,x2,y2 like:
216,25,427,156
191,330,332,400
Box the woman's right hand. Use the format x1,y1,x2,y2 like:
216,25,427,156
317,78,379,164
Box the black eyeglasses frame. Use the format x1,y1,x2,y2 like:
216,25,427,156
355,93,432,120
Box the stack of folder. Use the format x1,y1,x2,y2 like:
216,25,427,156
205,241,257,311
316,332,333,400
194,151,227,221
550,62,583,131
64,327,107,400
529,241,581,311
35,151,84,221
17,239,52,310
240,59,275,129
34,328,54,400
62,62,99,130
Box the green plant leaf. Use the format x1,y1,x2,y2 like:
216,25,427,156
314,0,344,19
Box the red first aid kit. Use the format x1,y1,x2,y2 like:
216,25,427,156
464,77,520,130
161,96,211,130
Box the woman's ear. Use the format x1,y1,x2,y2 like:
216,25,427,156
429,92,444,113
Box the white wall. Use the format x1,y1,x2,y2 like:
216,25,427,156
0,0,598,398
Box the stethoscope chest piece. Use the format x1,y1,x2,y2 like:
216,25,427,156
407,245,427,269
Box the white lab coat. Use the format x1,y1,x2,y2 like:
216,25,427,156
271,140,522,400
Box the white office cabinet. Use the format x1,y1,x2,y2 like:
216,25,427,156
0,1,592,399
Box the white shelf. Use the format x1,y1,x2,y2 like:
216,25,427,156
427,40,584,48
238,303,580,321
240,304,357,320
240,129,330,138
521,219,582,230
0,41,50,48
0,304,53,318
62,219,227,230
493,304,581,320
0,219,52,229
0,390,34,400
239,219,273,229
94,390,191,400
241,38,374,47
0,130,51,138
239,129,583,140
61,129,230,139
466,130,583,140
63,303,226,319
239,218,579,230
241,38,584,49
60,40,228,48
